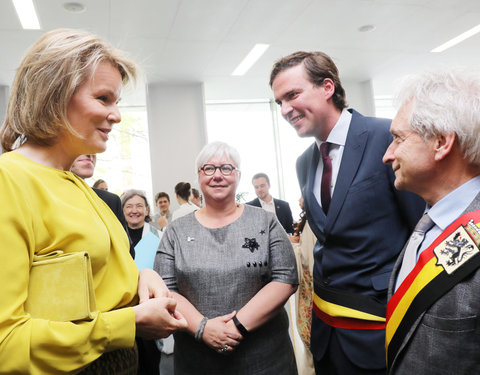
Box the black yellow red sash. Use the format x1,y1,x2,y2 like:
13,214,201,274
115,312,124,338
313,281,386,330
386,210,480,367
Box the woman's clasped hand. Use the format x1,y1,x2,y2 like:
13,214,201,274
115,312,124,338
201,311,243,354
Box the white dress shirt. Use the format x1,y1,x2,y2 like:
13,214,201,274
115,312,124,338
259,198,276,214
313,108,352,208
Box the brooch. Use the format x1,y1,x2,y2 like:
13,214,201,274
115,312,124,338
242,238,259,253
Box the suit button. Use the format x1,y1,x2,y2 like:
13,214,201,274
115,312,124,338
264,261,268,266
259,261,263,267
253,262,257,267
247,262,251,267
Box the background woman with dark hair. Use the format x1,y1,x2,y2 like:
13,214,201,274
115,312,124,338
172,182,198,221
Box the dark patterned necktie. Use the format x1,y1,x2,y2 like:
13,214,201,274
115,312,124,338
320,142,332,214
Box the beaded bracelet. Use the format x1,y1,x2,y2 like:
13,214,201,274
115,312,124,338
195,316,208,341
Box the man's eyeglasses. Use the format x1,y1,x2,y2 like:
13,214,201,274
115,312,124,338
200,164,236,176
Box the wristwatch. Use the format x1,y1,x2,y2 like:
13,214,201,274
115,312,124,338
232,315,248,336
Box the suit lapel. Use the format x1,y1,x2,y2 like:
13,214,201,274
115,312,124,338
388,245,407,299
325,110,368,233
273,198,279,215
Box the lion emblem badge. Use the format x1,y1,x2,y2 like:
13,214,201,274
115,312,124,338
434,220,480,274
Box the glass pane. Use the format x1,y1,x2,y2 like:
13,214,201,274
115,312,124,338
375,95,395,119
205,101,278,204
206,101,316,222
87,106,153,201
276,107,315,220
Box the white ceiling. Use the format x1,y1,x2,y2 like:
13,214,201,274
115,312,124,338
1,0,480,105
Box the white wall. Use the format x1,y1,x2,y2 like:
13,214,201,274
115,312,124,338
146,82,207,212
343,79,376,116
0,85,8,125
0,85,8,153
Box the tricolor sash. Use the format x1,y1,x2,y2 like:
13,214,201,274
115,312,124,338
313,281,386,330
386,210,480,367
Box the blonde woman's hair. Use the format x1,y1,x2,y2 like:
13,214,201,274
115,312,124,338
0,28,137,151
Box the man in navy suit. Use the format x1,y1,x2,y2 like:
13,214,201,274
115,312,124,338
270,51,424,374
246,172,294,234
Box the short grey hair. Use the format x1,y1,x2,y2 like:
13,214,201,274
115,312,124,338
195,141,241,172
395,69,480,165
121,189,151,222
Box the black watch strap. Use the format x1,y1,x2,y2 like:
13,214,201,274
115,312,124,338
232,315,248,336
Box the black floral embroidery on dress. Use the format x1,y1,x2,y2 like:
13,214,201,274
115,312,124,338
260,230,266,235
242,238,259,253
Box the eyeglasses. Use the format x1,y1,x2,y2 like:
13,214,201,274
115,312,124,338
124,203,146,210
200,164,236,176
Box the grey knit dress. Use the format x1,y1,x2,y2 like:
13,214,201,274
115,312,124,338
154,204,298,375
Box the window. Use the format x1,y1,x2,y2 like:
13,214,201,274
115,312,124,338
205,100,312,220
87,106,153,201
375,95,396,119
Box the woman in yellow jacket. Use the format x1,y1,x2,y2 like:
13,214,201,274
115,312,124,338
0,29,186,374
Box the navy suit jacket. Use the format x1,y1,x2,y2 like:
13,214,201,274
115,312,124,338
246,197,294,234
297,109,424,369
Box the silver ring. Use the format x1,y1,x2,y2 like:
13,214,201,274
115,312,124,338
221,345,229,352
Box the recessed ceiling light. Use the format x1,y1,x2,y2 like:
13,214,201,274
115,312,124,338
231,44,270,76
431,24,480,53
63,2,86,13
358,24,376,33
12,0,40,29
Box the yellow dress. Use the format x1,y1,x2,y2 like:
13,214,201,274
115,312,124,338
0,152,138,374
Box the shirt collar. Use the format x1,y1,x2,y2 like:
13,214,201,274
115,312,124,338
315,108,352,149
260,198,274,206
427,175,480,230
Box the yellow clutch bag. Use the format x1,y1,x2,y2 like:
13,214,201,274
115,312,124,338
25,251,97,321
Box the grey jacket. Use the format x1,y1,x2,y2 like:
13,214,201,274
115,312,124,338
387,192,480,374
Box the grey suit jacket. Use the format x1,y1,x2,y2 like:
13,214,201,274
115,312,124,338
388,192,480,374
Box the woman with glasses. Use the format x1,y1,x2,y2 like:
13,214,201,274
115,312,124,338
121,189,160,247
155,141,298,374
